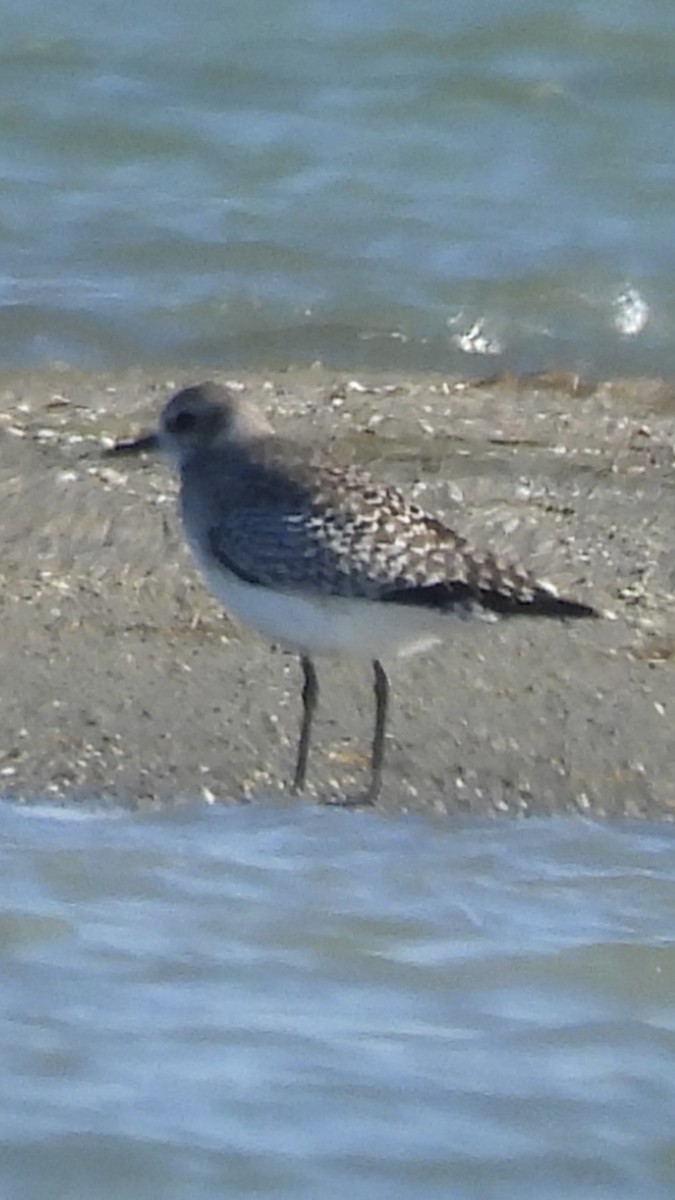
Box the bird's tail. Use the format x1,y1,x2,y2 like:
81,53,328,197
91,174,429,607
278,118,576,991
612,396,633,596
479,585,598,619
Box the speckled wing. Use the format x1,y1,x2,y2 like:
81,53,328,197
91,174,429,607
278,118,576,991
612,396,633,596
206,463,596,618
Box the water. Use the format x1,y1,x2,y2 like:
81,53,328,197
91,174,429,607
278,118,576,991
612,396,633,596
2,801,675,1198
1,0,675,375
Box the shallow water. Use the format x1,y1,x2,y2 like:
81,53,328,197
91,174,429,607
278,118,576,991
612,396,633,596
1,801,675,1198
1,0,674,375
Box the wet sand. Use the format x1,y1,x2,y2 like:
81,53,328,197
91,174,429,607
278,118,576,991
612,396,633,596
1,363,674,817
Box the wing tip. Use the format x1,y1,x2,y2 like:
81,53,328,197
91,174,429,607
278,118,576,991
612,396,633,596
381,579,599,620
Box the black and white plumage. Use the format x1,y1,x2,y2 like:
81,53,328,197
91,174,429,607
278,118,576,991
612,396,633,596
113,381,598,802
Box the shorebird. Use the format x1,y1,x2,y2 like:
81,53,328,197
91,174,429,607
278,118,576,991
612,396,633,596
113,381,597,803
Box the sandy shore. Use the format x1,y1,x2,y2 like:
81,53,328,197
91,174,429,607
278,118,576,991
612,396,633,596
0,362,674,817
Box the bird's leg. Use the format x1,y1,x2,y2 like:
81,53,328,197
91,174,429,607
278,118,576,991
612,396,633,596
321,658,389,807
293,655,318,792
366,658,389,803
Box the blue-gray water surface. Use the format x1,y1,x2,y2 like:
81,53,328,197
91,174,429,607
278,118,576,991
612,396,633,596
1,802,675,1198
2,0,675,375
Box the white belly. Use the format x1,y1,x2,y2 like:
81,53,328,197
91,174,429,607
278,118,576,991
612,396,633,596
194,554,448,661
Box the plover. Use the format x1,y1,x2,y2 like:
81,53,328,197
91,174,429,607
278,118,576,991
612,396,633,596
113,381,598,803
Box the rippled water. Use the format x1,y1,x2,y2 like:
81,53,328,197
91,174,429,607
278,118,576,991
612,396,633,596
1,801,675,1197
1,0,675,374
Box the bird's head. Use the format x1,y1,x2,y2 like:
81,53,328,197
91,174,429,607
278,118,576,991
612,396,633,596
111,381,272,468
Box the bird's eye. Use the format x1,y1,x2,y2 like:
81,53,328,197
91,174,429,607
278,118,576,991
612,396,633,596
168,410,197,434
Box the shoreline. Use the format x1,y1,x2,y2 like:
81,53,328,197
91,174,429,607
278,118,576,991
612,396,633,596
1,363,674,818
